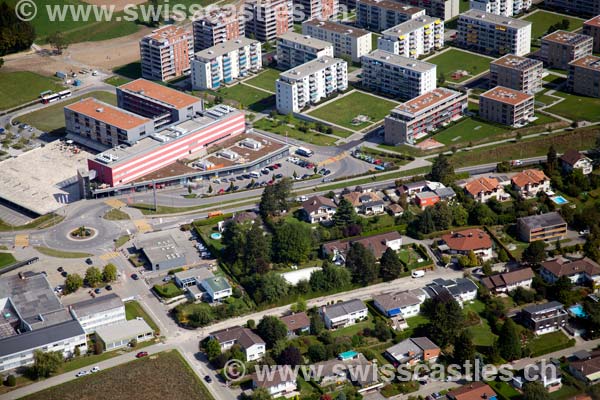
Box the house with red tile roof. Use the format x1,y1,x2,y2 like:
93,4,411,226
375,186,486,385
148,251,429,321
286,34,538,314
464,177,507,203
511,169,550,198
447,382,497,400
439,228,493,261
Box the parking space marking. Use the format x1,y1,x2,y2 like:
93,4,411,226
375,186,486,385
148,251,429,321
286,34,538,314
100,251,120,261
105,199,126,209
134,219,153,234
14,234,29,247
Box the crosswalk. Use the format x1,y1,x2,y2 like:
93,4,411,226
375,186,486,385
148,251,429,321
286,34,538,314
320,151,349,166
100,251,121,261
105,199,126,209
134,219,153,234
14,234,29,247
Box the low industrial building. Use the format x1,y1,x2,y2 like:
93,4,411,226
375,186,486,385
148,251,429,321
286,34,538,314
517,212,567,242
568,55,600,98
320,299,368,329
479,86,534,127
540,31,593,70
489,55,543,94
95,319,154,350
276,32,334,70
302,20,372,63
70,294,126,334
378,16,444,59
583,16,600,53
136,234,186,272
520,301,568,335
481,268,534,293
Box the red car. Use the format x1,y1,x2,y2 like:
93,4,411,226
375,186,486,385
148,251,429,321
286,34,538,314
136,351,148,358
272,164,279,169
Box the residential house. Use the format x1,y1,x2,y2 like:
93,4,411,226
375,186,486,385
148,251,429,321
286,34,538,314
252,367,298,397
322,231,403,263
511,169,551,198
200,276,232,302
174,268,213,288
439,228,493,261
520,301,568,335
399,181,429,197
447,382,498,400
513,361,562,392
302,196,337,223
342,190,385,215
321,299,368,329
373,289,425,318
540,257,600,288
209,326,266,361
311,358,350,386
560,149,593,175
384,337,440,366
570,350,600,384
517,212,567,243
424,278,478,306
464,176,507,202
387,204,404,216
481,268,534,293
280,312,311,336
415,191,440,209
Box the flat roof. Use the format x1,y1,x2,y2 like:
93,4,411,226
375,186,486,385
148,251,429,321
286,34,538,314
202,276,231,292
542,30,592,45
381,16,441,38
195,37,259,60
518,211,566,229
280,56,344,80
0,320,84,358
584,15,600,28
363,49,436,73
358,0,424,15
392,87,464,116
174,267,214,281
71,294,123,318
119,79,202,109
142,25,190,43
66,98,151,130
480,86,533,105
0,274,63,322
460,9,531,29
303,19,371,38
138,234,185,264
95,319,153,343
569,55,600,71
278,31,333,50
491,54,542,71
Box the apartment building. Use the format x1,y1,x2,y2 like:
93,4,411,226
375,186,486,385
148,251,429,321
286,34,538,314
545,0,600,17
517,212,567,242
378,16,444,59
116,79,203,130
489,54,543,94
139,25,194,82
456,10,532,56
69,294,126,334
361,49,436,100
384,87,467,144
356,0,426,32
520,301,568,335
276,56,348,114
402,0,459,21
302,19,372,62
192,7,244,52
191,38,262,90
479,86,534,127
470,0,531,16
540,30,593,69
244,0,293,42
293,0,339,21
276,32,334,70
583,16,600,53
568,55,600,98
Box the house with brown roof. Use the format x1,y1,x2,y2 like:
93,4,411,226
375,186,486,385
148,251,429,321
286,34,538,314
384,337,440,366
209,325,265,361
464,177,507,203
511,169,550,198
252,366,298,397
342,190,385,215
569,350,600,384
561,149,593,175
280,312,310,336
447,382,497,400
439,228,493,261
373,289,426,318
387,203,405,216
540,257,600,287
481,267,534,293
322,231,403,263
301,196,337,223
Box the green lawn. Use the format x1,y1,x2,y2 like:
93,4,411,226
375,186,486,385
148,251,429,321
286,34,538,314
427,49,492,83
523,10,584,39
114,234,131,248
0,252,17,269
308,91,398,130
19,91,116,133
34,246,91,258
433,117,508,145
331,318,374,338
103,208,130,221
104,75,132,87
125,300,160,333
527,331,574,356
244,68,280,92
464,300,497,346
113,62,142,80
547,91,600,122
0,72,64,110
213,83,275,112
489,381,521,400
253,117,339,146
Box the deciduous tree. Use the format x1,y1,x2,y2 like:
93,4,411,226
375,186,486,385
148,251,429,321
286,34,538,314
257,316,288,348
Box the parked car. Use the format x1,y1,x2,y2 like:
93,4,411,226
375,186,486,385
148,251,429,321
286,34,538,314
57,267,64,272
91,366,100,373
61,271,68,278
411,270,425,278
85,258,93,265
76,371,89,378
204,375,213,383
94,288,101,294
105,285,113,291
131,274,139,280
136,351,148,358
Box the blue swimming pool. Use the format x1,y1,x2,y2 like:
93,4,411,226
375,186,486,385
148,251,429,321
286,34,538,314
338,350,358,360
551,195,569,205
569,304,588,318
210,232,222,240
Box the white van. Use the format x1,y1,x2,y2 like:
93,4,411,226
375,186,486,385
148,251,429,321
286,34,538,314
249,171,261,179
411,270,425,278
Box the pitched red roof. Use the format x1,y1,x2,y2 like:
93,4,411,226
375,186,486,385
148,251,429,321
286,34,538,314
481,268,534,290
448,382,496,400
441,229,492,252
511,169,549,189
542,257,600,278
465,177,500,196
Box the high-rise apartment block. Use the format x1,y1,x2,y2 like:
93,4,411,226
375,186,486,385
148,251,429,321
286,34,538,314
293,0,339,21
384,87,467,145
302,20,372,63
361,49,436,100
276,56,348,114
540,30,593,69
489,54,543,94
378,16,444,59
192,8,244,52
401,0,459,21
568,55,600,98
191,38,262,90
244,0,294,42
357,0,426,32
456,10,531,56
479,86,534,127
140,25,194,82
276,32,334,70
470,0,531,16
544,0,600,17
583,16,600,53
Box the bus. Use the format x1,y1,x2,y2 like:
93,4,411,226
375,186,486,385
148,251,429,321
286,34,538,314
40,90,72,104
296,147,314,157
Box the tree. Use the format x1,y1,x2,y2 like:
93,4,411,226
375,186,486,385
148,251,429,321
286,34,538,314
5,374,16,387
523,382,551,400
0,2,36,56
257,316,288,348
250,388,272,400
310,313,325,335
102,263,117,282
65,273,83,293
498,248,509,262
373,318,392,341
0,58,3,69
522,241,547,265
272,220,313,263
428,154,454,185
46,31,69,54
547,145,559,173
308,343,327,362
205,338,221,361
498,319,521,361
85,266,103,287
244,222,271,273
277,345,302,366
453,330,476,366
252,272,290,304
30,350,63,378
208,184,213,194
421,297,464,347
332,198,358,227
188,304,214,327
379,247,403,281
437,73,446,86
345,242,378,285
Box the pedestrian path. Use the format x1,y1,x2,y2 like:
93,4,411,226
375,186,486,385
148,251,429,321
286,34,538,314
100,251,121,261
105,198,126,209
14,234,29,247
134,219,153,234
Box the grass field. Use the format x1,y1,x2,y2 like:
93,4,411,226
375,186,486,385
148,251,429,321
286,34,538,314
21,350,213,400
547,91,600,122
434,117,507,145
103,209,130,220
104,75,132,87
0,72,64,111
34,246,92,258
527,330,574,356
523,10,584,39
0,253,17,269
213,83,275,112
308,91,398,130
19,91,116,133
253,117,338,145
0,213,64,232
244,68,280,92
114,235,131,248
426,49,492,83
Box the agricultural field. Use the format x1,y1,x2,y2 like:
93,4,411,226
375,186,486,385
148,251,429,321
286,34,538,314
21,350,213,400
244,68,280,92
523,10,584,39
426,49,492,83
0,72,64,111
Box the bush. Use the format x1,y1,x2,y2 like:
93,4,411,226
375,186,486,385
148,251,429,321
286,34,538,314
5,374,16,387
153,283,184,298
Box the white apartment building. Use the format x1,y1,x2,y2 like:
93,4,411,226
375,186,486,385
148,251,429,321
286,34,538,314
244,0,293,42
357,0,426,32
378,16,444,59
69,294,126,334
276,32,334,70
192,8,244,52
140,25,194,82
456,10,532,56
402,0,459,21
276,56,348,114
361,49,436,100
302,20,372,63
191,38,262,90
470,0,531,16
293,0,339,21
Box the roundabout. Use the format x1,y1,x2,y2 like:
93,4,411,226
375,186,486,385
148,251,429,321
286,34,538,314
68,226,98,241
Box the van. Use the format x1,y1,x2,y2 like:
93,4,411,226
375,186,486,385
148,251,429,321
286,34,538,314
411,270,425,278
250,171,261,179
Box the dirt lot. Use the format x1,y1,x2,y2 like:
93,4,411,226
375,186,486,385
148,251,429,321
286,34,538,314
82,0,147,11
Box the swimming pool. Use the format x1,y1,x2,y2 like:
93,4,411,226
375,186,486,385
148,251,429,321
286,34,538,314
210,232,222,240
569,304,588,318
551,195,569,205
338,350,358,360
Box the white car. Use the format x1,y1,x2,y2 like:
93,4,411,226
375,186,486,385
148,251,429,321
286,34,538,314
91,366,100,373
76,370,89,378
411,270,425,278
